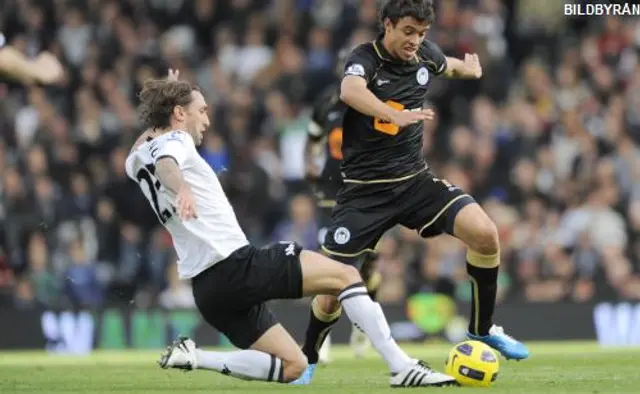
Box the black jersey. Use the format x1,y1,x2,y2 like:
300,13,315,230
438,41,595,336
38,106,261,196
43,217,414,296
340,36,447,182
307,84,347,201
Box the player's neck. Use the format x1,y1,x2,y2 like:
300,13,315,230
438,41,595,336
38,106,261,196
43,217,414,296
156,127,174,135
380,34,402,62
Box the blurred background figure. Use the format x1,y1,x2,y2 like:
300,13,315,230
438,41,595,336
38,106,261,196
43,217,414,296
0,0,638,326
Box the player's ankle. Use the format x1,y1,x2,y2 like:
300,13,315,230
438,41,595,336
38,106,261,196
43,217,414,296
283,358,308,383
302,347,319,365
469,323,491,337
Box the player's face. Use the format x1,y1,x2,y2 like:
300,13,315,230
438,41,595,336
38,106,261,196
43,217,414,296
184,91,210,145
385,17,429,61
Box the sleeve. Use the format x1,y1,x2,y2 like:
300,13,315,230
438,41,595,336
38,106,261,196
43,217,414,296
342,45,378,84
308,86,340,140
154,131,191,167
124,154,136,180
0,32,5,48
419,40,447,76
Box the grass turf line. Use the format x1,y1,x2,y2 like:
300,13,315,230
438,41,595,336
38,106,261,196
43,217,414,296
1,341,639,393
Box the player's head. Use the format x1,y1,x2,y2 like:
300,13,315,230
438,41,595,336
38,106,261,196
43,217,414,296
380,0,435,61
138,79,210,145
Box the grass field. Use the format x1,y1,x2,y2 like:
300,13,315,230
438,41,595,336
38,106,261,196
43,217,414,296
1,341,639,393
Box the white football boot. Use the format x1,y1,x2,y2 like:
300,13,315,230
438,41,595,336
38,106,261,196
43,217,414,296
390,359,458,388
158,337,198,371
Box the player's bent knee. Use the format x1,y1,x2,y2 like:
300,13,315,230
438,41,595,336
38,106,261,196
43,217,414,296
454,204,500,256
457,211,499,256
282,354,308,382
340,264,362,288
315,294,341,315
470,220,499,256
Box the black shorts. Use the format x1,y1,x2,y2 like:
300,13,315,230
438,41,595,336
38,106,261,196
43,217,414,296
322,170,475,266
191,242,304,349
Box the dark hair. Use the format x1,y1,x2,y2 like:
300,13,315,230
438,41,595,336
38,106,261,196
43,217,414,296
138,79,198,129
380,0,435,27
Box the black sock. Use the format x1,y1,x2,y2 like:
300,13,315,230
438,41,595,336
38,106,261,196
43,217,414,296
466,262,498,336
301,297,341,364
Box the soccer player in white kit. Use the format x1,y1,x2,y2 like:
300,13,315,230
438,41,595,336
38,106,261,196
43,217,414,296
125,75,456,387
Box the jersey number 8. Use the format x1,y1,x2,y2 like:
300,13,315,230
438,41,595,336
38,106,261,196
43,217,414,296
374,100,405,135
136,165,175,224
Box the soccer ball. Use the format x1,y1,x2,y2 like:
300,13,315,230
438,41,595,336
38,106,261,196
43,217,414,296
444,340,499,387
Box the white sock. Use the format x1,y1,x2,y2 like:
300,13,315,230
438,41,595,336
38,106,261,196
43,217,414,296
338,283,413,374
195,349,284,382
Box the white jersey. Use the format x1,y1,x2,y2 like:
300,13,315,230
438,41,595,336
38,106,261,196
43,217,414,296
125,131,249,279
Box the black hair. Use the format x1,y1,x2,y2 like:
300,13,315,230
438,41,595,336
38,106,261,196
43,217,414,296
379,0,435,27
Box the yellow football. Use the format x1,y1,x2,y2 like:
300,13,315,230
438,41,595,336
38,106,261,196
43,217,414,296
444,340,500,387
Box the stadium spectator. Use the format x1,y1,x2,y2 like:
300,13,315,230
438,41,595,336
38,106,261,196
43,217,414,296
0,0,639,310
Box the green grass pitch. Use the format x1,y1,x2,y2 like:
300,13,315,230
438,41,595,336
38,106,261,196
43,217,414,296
1,341,639,393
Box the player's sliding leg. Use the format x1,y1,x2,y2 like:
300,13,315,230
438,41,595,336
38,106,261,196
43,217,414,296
159,324,307,382
451,203,529,360
295,250,456,387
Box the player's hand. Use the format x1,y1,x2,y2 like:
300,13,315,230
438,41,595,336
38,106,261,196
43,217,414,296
167,68,180,81
389,108,435,128
33,52,64,84
176,185,198,221
463,53,482,79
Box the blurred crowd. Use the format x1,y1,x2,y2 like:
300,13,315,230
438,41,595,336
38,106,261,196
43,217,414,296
0,0,639,311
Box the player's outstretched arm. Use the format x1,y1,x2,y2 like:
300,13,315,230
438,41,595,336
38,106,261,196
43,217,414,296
340,76,397,122
340,76,434,128
0,46,64,85
156,157,198,220
443,53,482,79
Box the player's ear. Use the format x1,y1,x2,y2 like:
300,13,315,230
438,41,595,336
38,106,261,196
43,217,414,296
172,105,186,122
383,17,393,34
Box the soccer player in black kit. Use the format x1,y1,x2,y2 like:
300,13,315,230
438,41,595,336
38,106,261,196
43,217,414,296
304,50,382,362
293,0,529,384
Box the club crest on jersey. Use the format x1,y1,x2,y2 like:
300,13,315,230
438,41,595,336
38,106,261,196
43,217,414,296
333,227,351,245
345,64,366,77
417,67,429,85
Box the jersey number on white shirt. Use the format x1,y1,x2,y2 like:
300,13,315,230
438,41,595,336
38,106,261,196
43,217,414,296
136,163,175,224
